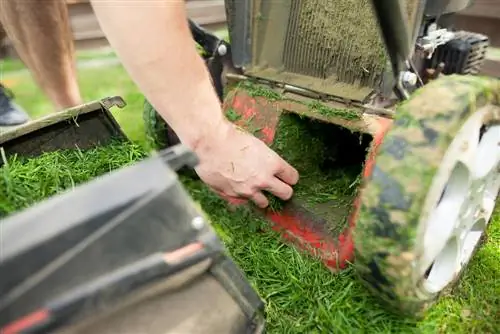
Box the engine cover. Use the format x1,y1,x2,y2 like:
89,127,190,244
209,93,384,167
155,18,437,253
428,31,489,75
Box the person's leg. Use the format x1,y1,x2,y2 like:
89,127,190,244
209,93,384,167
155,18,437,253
0,0,82,110
0,22,29,126
0,84,30,126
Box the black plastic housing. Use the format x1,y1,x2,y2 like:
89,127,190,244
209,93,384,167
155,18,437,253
429,31,489,75
0,145,265,334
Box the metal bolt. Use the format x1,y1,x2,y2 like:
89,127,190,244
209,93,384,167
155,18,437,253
191,216,205,230
217,44,227,56
427,23,438,35
402,71,418,87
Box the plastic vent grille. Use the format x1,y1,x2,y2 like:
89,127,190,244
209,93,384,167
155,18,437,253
225,0,421,101
281,1,387,88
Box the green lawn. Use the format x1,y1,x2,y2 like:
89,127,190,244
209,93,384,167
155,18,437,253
0,48,118,73
1,52,499,333
1,53,145,144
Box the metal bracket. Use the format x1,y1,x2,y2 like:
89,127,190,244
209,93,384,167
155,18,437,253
189,19,222,56
100,96,127,110
157,144,199,171
227,0,252,68
418,25,456,59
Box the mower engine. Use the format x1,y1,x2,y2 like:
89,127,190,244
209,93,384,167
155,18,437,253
416,2,489,82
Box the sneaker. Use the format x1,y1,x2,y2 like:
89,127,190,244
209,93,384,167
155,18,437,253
0,83,29,126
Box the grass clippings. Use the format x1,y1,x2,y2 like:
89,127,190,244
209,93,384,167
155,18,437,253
307,100,361,121
225,108,242,122
294,0,387,87
267,113,368,234
238,81,362,121
239,81,283,101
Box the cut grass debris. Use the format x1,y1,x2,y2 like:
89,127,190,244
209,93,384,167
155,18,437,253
225,107,242,122
267,113,368,235
239,81,283,101
296,0,387,87
307,100,361,121
237,81,362,121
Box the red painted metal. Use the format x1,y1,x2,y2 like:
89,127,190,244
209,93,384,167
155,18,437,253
1,309,50,334
222,88,394,271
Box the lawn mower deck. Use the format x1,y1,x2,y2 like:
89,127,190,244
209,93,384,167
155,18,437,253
221,81,393,271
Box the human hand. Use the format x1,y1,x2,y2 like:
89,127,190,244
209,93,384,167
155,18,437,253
193,120,299,208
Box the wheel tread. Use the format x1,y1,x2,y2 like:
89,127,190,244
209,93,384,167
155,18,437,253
354,75,500,316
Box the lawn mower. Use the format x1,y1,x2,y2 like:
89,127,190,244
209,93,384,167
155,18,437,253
144,0,500,316
0,100,265,333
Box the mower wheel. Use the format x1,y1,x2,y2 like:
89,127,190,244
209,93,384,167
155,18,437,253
143,99,179,150
142,54,224,150
354,75,500,316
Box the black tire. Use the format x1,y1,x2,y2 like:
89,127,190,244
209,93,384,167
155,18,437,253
143,99,179,150
142,55,223,150
354,75,500,316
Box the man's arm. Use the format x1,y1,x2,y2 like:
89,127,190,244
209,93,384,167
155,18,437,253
91,0,222,150
90,0,299,208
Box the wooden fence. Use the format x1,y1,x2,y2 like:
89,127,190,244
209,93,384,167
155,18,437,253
66,0,226,51
1,0,226,56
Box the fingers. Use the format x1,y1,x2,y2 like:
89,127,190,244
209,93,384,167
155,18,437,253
250,191,269,209
265,177,294,201
274,157,299,186
211,187,248,205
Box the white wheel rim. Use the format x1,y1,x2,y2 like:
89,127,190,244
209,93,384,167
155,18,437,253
416,105,500,294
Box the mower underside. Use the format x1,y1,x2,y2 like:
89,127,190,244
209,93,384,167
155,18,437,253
222,0,411,269
223,84,392,270
227,0,420,103
140,0,500,316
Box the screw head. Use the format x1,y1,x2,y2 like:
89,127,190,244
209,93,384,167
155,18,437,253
191,216,205,230
427,23,438,35
217,44,227,56
402,71,418,86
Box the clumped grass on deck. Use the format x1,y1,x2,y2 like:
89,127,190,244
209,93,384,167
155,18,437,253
266,113,367,234
297,0,387,87
238,81,362,121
